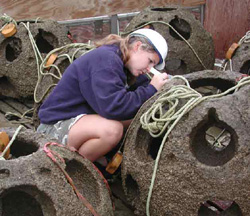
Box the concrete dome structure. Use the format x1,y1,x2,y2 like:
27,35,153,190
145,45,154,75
124,6,215,75
0,127,113,216
121,70,250,216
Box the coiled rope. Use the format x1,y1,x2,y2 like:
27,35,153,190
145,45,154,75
141,75,250,216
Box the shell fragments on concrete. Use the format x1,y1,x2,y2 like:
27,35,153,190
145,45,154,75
124,6,215,75
0,19,71,99
0,127,114,216
121,70,250,216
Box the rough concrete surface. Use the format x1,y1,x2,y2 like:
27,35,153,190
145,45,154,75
32,46,95,128
0,127,114,216
227,42,250,74
122,70,250,216
124,6,215,75
34,46,94,105
0,19,71,99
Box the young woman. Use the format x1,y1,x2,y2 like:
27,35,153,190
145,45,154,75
37,28,169,166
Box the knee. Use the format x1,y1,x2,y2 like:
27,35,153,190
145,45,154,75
102,121,124,147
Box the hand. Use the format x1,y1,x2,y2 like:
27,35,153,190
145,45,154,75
150,72,171,91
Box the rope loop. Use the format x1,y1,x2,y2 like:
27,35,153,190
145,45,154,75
238,30,250,45
0,13,17,25
143,75,250,216
0,14,96,125
141,82,201,138
34,43,95,103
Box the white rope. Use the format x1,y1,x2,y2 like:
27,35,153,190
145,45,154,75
0,125,24,160
238,30,250,45
142,75,250,216
223,30,250,71
0,13,17,31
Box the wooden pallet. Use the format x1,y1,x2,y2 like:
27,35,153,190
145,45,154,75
0,98,35,129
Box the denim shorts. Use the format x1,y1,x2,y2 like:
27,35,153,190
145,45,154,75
37,114,85,145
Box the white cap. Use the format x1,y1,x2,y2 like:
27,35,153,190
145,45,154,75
129,29,168,70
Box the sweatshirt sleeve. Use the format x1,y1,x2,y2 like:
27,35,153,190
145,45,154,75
86,53,157,120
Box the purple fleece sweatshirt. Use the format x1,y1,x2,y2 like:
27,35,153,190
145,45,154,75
38,44,157,124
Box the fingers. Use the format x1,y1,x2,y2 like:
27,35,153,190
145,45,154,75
150,72,171,91
161,73,168,80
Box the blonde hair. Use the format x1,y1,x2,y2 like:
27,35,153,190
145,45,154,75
94,34,155,64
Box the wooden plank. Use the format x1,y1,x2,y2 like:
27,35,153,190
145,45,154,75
181,0,206,6
0,113,17,128
25,101,34,109
2,98,30,114
0,100,34,129
204,0,250,59
0,100,20,115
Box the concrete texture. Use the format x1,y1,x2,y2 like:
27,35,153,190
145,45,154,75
0,127,114,216
121,70,250,216
0,19,71,99
32,46,95,128
226,42,250,74
124,6,215,75
34,46,94,104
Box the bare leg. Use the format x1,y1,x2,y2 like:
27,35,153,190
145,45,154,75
67,114,124,162
121,119,133,131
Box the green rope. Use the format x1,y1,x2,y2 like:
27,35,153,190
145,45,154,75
141,75,250,216
121,20,207,70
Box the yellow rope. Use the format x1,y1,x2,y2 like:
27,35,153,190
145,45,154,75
0,14,95,123
2,15,94,94
1,14,95,104
35,43,95,103
141,75,250,216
